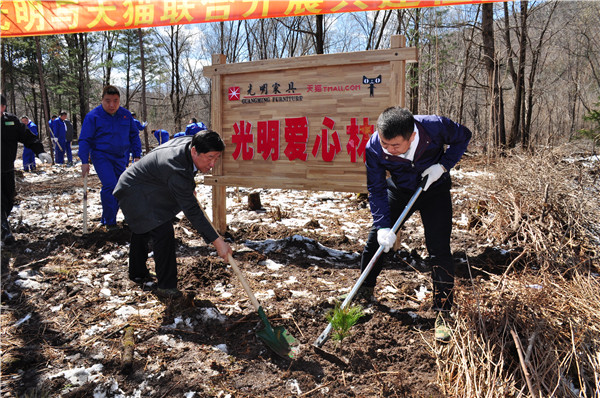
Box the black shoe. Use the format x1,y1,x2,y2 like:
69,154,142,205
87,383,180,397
155,287,183,299
2,232,15,246
130,271,156,284
106,224,119,231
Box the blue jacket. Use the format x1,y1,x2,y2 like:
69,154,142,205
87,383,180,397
26,121,39,136
173,132,186,138
133,118,145,131
51,118,66,141
185,121,206,136
78,105,142,164
154,129,170,145
365,115,471,229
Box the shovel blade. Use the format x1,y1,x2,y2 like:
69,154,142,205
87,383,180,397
256,307,299,359
257,326,299,359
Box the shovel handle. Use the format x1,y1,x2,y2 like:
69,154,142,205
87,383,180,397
228,254,262,311
83,174,88,234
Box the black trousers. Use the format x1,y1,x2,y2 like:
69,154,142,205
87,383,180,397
1,170,16,238
129,220,178,289
360,177,455,311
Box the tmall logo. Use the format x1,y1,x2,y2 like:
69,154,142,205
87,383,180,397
362,75,382,97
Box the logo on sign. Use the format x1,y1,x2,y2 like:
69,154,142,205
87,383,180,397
228,87,241,101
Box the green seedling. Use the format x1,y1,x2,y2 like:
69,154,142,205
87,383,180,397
326,302,364,352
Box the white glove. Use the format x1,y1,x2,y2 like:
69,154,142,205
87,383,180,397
421,163,446,191
377,228,396,253
37,153,52,163
52,137,58,144
142,121,148,128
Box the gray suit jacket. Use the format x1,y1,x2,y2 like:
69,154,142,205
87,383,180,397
113,136,219,243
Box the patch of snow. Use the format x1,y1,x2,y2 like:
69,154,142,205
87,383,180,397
415,285,429,301
215,344,228,353
14,279,42,290
49,364,103,386
263,259,283,271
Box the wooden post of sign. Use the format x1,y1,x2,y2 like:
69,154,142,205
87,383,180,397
390,35,407,107
210,54,228,234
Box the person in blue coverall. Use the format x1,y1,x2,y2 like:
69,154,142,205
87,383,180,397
152,129,170,145
358,106,471,342
51,111,68,164
184,118,206,136
129,111,147,163
78,85,142,230
173,132,186,138
20,116,38,172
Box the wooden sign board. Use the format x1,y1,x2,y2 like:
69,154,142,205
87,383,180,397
204,35,417,232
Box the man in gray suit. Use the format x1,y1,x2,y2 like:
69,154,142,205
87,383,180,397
114,130,232,298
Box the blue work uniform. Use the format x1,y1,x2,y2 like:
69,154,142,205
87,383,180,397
154,129,170,145
51,117,67,164
129,118,146,164
184,121,206,136
173,132,186,138
22,121,39,171
78,105,142,227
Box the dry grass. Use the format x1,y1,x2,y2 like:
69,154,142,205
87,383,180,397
435,142,600,397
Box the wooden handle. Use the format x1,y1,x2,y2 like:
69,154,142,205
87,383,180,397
227,254,261,311
83,174,88,234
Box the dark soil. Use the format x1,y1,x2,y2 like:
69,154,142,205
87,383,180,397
1,156,510,397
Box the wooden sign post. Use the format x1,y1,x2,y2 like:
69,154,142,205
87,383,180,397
204,35,417,233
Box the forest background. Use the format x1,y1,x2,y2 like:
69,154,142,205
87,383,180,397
1,0,599,155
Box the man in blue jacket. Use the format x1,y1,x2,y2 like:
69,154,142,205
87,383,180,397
20,116,39,172
78,85,142,230
359,106,471,341
184,118,206,136
152,129,170,145
51,111,68,164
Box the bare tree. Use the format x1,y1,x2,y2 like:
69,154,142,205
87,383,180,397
482,2,506,150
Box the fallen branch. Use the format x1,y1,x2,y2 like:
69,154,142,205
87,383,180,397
511,327,539,398
121,326,135,373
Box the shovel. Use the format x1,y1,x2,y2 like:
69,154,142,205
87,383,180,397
313,176,428,348
82,174,88,234
227,254,299,359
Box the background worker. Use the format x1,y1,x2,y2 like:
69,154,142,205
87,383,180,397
184,118,206,136
51,111,68,164
2,94,52,244
152,129,170,145
64,113,75,166
113,131,232,299
360,106,471,341
78,85,142,230
20,116,39,172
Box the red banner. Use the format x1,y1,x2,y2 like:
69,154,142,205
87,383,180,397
1,0,504,38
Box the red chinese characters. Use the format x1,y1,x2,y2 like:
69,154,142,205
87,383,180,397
232,120,254,160
346,117,373,163
312,117,341,162
257,120,280,160
231,116,374,163
284,116,309,161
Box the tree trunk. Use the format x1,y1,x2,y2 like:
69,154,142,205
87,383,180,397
34,37,54,161
508,1,528,149
458,6,480,125
315,14,324,54
482,3,506,151
138,28,150,154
